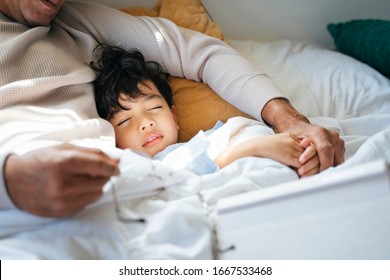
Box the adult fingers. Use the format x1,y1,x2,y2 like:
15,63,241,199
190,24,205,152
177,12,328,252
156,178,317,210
44,191,104,218
61,174,111,194
307,126,337,172
334,134,345,166
57,145,120,178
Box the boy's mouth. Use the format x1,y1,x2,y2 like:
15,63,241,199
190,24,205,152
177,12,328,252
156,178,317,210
143,133,163,147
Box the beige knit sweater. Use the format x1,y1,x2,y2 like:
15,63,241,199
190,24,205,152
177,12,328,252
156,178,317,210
0,1,284,209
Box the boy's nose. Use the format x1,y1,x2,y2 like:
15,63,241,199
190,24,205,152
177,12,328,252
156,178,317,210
141,120,155,131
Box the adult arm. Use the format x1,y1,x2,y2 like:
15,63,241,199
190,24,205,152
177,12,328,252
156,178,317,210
60,2,286,119
2,144,120,217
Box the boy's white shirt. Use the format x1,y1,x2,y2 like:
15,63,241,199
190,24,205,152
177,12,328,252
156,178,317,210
159,116,274,170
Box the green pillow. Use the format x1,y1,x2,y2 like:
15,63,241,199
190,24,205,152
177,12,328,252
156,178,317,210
327,19,390,78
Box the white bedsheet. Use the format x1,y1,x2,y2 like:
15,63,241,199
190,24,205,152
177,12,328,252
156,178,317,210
0,40,389,259
1,114,389,259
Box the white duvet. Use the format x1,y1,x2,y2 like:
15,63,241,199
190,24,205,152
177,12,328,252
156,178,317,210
1,40,389,259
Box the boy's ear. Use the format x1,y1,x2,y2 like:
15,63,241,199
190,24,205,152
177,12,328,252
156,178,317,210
171,105,179,129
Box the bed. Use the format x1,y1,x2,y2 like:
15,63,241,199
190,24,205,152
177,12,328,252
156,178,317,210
0,0,389,259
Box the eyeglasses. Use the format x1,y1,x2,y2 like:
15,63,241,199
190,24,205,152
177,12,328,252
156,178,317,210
110,178,147,223
197,192,235,259
109,167,235,259
108,160,167,224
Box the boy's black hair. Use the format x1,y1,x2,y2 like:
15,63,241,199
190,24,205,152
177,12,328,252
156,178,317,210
90,43,173,120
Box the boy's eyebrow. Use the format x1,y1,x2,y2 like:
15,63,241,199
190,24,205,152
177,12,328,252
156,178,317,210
111,93,163,118
144,93,163,102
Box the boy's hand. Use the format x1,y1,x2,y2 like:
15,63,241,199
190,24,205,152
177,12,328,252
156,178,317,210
297,138,320,177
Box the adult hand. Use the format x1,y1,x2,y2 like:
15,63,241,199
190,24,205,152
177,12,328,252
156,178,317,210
261,98,345,176
4,144,120,218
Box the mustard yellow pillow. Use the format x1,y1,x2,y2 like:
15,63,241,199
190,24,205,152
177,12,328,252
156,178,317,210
121,0,250,142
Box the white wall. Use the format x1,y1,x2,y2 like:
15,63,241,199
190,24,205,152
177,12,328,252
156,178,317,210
87,0,390,46
202,0,390,46
92,0,157,9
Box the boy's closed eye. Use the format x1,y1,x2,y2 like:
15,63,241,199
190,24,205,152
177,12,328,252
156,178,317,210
148,105,163,111
116,117,131,127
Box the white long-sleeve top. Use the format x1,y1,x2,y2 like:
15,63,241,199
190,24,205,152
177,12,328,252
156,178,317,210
0,1,284,209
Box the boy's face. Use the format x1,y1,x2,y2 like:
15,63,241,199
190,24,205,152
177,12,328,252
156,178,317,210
109,80,179,157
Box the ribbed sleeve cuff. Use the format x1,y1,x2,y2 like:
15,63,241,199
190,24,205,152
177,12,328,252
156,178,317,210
238,74,288,122
0,153,17,210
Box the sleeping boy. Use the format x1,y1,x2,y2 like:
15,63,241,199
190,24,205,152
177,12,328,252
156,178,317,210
90,44,318,176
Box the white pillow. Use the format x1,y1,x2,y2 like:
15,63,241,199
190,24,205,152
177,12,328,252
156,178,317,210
230,39,390,119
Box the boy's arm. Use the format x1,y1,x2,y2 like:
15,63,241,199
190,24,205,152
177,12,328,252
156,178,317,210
214,133,306,169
